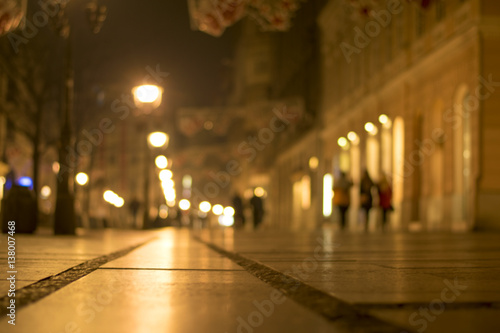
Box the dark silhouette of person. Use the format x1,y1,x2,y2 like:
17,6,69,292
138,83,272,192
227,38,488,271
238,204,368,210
250,193,264,230
129,198,141,228
232,193,245,228
333,171,353,230
377,174,393,230
360,169,375,231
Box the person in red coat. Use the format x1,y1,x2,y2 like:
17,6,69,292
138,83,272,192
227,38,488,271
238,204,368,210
377,174,393,229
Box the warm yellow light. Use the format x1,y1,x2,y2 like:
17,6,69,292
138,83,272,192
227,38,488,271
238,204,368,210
52,162,60,174
148,132,168,148
159,204,168,219
133,85,161,103
103,190,116,202
323,174,333,217
218,215,234,227
114,197,125,208
301,175,311,210
167,200,176,207
165,192,176,202
212,204,224,215
309,156,319,170
224,206,235,217
155,155,168,169
40,186,51,199
182,175,192,189
179,199,191,211
159,170,173,182
364,122,378,135
337,137,348,147
379,114,392,129
199,201,211,213
347,131,359,144
254,187,265,197
378,114,388,124
75,172,89,186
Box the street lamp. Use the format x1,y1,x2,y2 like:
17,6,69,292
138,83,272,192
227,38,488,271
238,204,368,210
132,85,163,113
75,172,89,186
52,0,107,235
132,84,166,229
148,132,169,148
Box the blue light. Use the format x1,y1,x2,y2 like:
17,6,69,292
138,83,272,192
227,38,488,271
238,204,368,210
18,177,33,188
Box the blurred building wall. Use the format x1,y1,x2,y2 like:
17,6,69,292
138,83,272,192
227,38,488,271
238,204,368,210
317,0,500,231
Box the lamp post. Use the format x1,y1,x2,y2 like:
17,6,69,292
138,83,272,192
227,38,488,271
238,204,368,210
132,85,166,229
52,0,107,235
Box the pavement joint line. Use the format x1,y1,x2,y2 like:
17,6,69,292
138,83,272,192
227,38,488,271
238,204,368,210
194,236,417,333
0,237,157,316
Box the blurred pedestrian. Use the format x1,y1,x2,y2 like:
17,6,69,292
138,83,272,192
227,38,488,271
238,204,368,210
250,192,264,230
333,171,353,230
359,169,375,231
377,174,393,230
232,192,246,228
129,197,140,228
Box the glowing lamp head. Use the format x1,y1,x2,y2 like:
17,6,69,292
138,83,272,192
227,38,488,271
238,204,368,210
148,132,169,148
337,137,348,148
254,187,265,197
199,201,211,213
40,186,51,199
155,155,168,169
103,190,117,203
75,172,89,186
223,206,235,217
364,122,378,135
159,169,173,182
309,157,319,170
347,131,359,144
212,204,223,215
133,85,162,103
179,199,191,211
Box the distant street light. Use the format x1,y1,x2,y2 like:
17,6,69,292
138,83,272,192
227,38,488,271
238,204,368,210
132,84,166,229
199,201,211,213
132,85,163,113
75,172,89,186
155,155,168,169
40,186,52,199
212,204,223,215
148,132,169,148
179,199,191,211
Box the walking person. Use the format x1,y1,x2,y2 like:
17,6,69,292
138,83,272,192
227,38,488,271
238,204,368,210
232,192,246,229
377,174,393,230
333,171,353,230
359,170,375,231
250,192,264,230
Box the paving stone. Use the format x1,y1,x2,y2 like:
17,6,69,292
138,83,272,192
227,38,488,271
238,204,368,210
0,269,334,333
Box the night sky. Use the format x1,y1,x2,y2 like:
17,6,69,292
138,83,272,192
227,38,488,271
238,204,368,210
70,1,236,109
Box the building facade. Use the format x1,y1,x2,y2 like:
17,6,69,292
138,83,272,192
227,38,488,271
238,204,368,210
317,0,500,231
